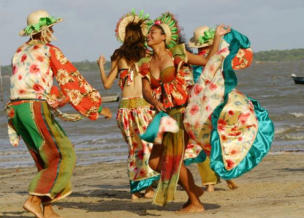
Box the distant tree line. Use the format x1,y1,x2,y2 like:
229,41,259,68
1,49,304,75
253,48,304,62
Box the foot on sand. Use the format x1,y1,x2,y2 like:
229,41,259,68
206,184,215,192
131,192,141,200
182,186,204,209
43,203,63,218
226,179,238,190
177,203,204,214
144,189,155,199
23,200,45,218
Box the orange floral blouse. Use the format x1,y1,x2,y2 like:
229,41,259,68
138,44,193,109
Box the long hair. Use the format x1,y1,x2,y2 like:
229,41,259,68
111,19,147,69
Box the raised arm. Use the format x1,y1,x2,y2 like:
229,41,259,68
142,78,166,112
187,24,231,66
97,55,119,90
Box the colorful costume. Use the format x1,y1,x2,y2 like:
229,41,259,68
116,70,159,193
139,43,202,206
6,39,102,204
184,29,274,180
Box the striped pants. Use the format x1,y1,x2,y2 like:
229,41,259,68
7,100,76,204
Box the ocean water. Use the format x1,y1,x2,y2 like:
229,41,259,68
1,60,304,168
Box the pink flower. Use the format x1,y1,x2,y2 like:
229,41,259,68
36,55,44,62
193,84,203,95
155,20,161,25
238,112,250,124
29,64,40,74
228,110,235,116
12,65,18,75
190,104,199,115
226,159,234,169
137,150,143,160
21,54,27,62
18,89,26,95
33,84,44,93
33,45,40,50
209,83,218,91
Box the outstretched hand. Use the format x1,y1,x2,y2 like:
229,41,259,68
100,107,112,119
97,55,106,67
215,24,231,37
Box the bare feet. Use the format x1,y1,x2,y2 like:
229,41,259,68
182,186,204,209
177,203,204,214
226,179,238,190
144,185,155,199
144,189,155,199
206,184,215,192
43,203,63,218
131,192,141,200
23,196,45,218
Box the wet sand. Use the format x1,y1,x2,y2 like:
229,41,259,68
0,153,303,218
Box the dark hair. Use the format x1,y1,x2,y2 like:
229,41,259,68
111,19,147,69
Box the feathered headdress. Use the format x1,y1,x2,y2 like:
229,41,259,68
115,9,153,43
153,12,181,48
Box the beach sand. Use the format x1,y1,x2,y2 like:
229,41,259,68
0,153,303,218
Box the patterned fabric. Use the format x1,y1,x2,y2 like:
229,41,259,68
138,44,193,109
140,111,179,145
153,107,185,206
197,157,220,186
184,29,274,179
138,44,194,206
118,69,134,90
6,100,76,203
232,48,253,70
116,97,159,193
11,40,102,121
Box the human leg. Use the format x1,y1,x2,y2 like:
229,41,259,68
117,99,159,199
23,195,45,218
197,157,220,191
10,101,76,217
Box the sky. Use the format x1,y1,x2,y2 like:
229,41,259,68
1,0,304,65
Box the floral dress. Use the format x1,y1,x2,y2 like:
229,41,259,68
184,29,274,180
116,69,159,193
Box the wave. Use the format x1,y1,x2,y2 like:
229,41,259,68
290,112,304,118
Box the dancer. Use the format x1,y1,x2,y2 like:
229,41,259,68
186,25,238,191
97,10,159,200
6,10,111,218
184,25,274,181
139,12,230,212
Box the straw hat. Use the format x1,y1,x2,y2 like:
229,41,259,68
188,26,214,48
19,10,63,37
115,9,152,43
153,12,180,49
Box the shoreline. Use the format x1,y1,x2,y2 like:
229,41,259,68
0,149,303,169
1,153,304,218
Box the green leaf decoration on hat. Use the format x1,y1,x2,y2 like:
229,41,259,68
198,28,215,44
153,12,181,49
24,16,60,35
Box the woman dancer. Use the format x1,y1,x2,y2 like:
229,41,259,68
6,10,111,218
139,12,230,212
186,25,238,192
97,10,159,200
